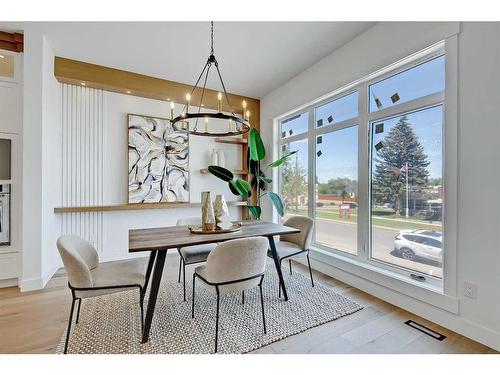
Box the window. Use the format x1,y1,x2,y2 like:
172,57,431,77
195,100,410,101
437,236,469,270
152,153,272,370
315,126,358,255
315,92,358,127
369,55,445,112
370,105,444,279
280,112,308,139
278,45,446,287
281,138,308,218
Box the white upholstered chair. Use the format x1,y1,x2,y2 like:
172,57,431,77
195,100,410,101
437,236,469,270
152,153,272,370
176,217,217,301
191,237,268,353
273,216,314,296
57,235,148,354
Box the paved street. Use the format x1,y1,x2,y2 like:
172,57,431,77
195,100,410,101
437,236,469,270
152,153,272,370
314,218,443,278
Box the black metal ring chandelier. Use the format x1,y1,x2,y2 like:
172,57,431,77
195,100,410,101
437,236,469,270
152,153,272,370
171,22,251,137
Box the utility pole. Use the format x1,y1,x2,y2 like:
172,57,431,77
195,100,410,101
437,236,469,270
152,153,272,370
405,162,409,219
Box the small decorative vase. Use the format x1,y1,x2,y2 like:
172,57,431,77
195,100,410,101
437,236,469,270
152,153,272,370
214,194,229,222
211,149,218,166
201,191,216,231
217,150,225,168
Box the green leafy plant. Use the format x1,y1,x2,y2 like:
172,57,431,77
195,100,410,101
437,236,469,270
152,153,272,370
208,128,297,220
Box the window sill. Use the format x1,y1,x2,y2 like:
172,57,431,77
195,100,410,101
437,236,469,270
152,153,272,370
307,245,459,314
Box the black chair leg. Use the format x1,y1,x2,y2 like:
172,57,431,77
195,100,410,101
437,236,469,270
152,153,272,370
183,262,187,302
289,259,293,275
178,257,182,283
75,298,82,324
242,290,245,305
215,288,220,353
278,259,283,298
140,291,144,333
306,253,315,287
63,297,77,354
259,282,267,334
191,273,196,318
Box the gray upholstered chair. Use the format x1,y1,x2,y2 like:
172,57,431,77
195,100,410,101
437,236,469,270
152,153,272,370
191,237,268,353
176,217,217,301
273,216,314,296
56,235,148,354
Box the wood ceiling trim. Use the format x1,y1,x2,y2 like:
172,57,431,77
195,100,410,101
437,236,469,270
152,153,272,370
0,31,24,52
53,56,260,131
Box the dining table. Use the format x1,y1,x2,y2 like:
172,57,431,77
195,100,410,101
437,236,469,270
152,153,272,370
129,220,300,343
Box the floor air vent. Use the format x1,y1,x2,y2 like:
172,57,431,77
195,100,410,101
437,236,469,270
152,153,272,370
404,320,446,341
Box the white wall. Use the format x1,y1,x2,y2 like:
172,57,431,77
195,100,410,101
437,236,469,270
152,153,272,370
20,30,44,291
21,30,63,291
40,37,62,281
260,22,500,350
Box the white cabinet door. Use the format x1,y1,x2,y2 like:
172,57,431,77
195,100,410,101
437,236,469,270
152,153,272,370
0,82,19,134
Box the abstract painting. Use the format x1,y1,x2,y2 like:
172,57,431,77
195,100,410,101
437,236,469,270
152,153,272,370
128,114,189,203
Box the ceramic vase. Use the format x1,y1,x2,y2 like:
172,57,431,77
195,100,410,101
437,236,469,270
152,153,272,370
211,149,218,166
214,194,229,221
217,150,225,168
201,191,216,231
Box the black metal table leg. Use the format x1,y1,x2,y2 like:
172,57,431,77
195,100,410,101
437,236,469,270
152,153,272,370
267,235,289,301
141,250,167,343
143,250,157,296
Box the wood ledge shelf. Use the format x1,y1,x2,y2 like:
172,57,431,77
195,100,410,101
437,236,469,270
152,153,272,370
54,201,246,213
200,168,248,175
214,137,248,144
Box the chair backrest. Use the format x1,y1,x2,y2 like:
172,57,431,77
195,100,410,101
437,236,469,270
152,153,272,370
280,216,313,250
204,237,268,293
176,217,202,226
56,235,99,288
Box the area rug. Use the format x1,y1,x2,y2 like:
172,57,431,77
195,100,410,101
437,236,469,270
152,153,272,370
56,263,363,354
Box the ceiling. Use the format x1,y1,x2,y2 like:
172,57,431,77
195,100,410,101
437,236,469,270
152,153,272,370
1,22,375,98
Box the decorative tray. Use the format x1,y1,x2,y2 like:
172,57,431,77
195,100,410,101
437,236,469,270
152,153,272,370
188,223,242,234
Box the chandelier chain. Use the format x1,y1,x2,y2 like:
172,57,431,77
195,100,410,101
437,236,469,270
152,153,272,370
210,21,214,55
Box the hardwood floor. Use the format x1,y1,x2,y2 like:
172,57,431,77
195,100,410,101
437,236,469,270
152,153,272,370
0,253,496,354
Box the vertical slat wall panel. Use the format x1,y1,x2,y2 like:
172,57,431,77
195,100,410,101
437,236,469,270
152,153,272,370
61,84,104,252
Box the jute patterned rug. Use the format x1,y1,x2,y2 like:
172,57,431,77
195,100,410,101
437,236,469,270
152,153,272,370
56,263,363,354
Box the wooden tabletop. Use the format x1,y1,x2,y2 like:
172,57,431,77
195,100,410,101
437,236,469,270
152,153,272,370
129,221,300,253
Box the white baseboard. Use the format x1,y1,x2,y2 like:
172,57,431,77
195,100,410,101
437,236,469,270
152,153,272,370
296,254,500,351
0,278,18,288
19,264,60,292
19,276,45,291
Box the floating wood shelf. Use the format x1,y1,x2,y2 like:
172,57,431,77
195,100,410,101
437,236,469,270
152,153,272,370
54,201,246,213
214,137,248,145
199,168,248,175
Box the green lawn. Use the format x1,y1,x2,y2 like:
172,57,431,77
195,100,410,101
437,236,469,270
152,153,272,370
287,209,442,231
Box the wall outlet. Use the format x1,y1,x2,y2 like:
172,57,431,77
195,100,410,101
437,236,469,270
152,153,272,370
463,282,478,299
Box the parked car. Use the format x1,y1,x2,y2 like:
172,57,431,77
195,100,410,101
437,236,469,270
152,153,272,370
394,230,442,263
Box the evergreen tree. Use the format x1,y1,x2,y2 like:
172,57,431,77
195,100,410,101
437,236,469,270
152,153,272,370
372,115,430,216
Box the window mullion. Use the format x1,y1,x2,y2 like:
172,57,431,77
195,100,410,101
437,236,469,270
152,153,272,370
358,83,369,262
307,107,315,225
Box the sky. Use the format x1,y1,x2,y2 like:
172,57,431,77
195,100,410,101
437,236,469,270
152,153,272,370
282,55,445,184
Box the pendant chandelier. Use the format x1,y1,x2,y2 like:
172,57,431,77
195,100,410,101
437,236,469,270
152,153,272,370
171,22,251,137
